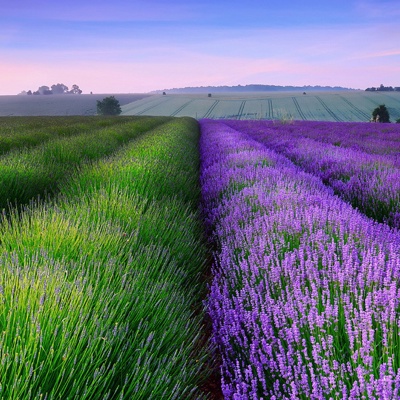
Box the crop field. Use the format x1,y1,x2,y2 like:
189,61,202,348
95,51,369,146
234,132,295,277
1,114,400,399
0,94,149,116
200,118,400,399
122,91,400,122
3,92,400,123
0,115,212,399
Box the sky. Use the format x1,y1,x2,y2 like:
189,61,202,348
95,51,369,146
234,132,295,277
1,0,399,94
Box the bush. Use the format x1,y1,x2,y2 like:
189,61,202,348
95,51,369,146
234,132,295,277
371,104,390,123
396,118,400,123
96,96,122,116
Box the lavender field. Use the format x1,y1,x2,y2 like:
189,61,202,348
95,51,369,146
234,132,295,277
2,115,400,399
200,119,400,399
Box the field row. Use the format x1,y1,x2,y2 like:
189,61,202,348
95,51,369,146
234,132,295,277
2,114,400,399
0,116,166,156
199,119,400,399
224,119,400,157
0,117,211,399
122,92,400,122
225,120,400,229
0,116,170,211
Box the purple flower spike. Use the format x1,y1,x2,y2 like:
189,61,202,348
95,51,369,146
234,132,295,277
199,119,400,399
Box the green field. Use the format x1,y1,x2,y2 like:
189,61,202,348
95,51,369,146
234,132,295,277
0,94,149,116
0,116,212,399
122,91,400,122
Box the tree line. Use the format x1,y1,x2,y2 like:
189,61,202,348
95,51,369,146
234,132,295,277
365,84,400,92
20,83,83,95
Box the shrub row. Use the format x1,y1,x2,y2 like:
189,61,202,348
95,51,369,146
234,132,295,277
225,120,400,229
0,116,170,211
0,116,155,155
0,117,211,398
200,119,400,399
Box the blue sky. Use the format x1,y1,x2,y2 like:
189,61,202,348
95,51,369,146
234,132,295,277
1,0,399,94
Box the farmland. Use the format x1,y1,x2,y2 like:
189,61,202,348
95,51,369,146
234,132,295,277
0,94,149,116
122,91,400,122
200,119,400,399
0,116,212,399
1,113,400,399
3,91,400,123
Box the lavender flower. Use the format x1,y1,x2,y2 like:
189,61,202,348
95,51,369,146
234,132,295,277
200,119,400,399
224,119,400,229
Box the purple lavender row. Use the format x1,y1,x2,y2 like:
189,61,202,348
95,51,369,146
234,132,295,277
225,120,400,229
200,119,400,399
298,121,400,160
228,120,400,159
287,121,400,160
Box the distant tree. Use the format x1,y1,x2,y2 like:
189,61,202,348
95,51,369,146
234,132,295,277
396,118,400,123
377,84,394,92
21,83,82,95
69,84,82,94
372,104,390,123
51,83,69,94
96,96,122,115
38,85,52,95
366,84,395,92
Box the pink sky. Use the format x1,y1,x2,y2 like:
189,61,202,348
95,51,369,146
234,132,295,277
1,0,399,94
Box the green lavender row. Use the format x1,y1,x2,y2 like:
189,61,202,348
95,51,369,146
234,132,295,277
0,116,170,211
0,117,211,399
0,116,148,155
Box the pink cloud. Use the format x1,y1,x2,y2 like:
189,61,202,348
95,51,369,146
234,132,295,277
355,49,400,59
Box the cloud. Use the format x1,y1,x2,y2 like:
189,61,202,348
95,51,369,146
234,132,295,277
354,49,400,59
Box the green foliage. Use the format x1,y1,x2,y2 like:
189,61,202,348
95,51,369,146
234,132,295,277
0,116,129,155
0,116,211,398
0,116,170,211
396,118,400,123
371,104,390,123
96,96,122,115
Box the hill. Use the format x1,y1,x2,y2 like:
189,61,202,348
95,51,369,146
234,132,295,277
122,91,400,122
152,84,356,94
